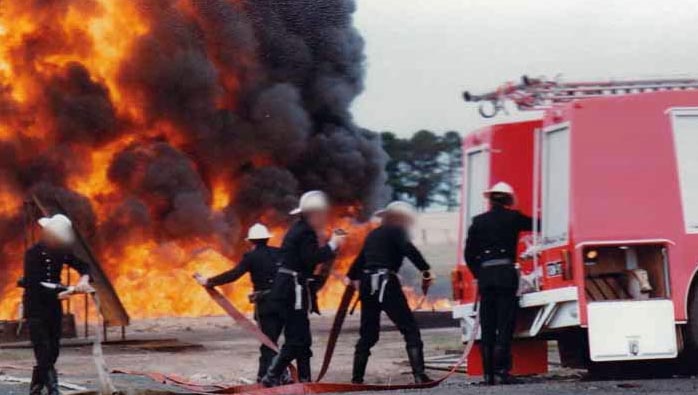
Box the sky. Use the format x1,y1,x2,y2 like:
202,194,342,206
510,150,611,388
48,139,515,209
351,0,698,137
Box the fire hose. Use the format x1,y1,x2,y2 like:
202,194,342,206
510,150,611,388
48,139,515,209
89,292,118,395
195,282,299,381
315,283,357,382
121,283,481,395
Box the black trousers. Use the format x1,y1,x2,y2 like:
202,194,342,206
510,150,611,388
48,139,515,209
270,284,313,381
478,263,519,375
277,309,312,358
27,299,63,374
255,300,284,380
355,275,423,355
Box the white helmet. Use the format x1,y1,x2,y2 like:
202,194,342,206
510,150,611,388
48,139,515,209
289,190,329,215
38,214,75,245
374,201,417,220
483,182,515,198
247,223,272,240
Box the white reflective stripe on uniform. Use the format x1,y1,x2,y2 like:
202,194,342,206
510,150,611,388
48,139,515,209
370,273,381,295
378,277,389,303
279,268,304,311
295,282,303,310
367,269,392,303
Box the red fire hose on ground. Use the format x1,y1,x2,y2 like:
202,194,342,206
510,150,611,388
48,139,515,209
117,283,480,395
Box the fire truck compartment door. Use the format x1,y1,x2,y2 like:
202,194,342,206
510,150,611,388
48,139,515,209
587,299,677,362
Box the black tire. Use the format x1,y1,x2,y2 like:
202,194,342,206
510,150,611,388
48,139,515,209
678,285,698,374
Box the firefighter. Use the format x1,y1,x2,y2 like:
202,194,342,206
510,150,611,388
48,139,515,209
347,201,434,384
195,223,284,383
261,191,346,387
464,182,534,385
21,214,92,395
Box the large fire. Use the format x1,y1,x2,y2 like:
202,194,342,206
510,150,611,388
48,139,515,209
0,1,448,323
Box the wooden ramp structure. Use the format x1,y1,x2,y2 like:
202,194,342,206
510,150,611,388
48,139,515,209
31,194,130,330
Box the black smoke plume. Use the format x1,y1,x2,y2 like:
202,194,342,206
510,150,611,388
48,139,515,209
0,0,388,300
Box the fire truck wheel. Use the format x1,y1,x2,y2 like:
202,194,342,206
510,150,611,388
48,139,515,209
681,287,698,372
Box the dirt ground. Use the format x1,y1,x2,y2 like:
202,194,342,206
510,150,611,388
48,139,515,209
1,314,698,394
0,314,465,394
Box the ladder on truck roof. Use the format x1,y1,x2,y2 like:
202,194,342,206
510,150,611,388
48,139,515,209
464,75,698,118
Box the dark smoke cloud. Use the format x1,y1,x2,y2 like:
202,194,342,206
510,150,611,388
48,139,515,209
244,0,388,212
234,166,299,221
108,141,231,241
0,0,387,286
100,197,152,249
293,126,388,210
116,0,388,218
45,62,118,145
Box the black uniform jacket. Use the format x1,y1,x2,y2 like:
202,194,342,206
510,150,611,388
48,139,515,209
269,219,336,307
347,224,430,280
22,242,90,316
463,205,534,279
207,245,282,292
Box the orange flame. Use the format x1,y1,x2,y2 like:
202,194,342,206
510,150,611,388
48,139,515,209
0,1,450,322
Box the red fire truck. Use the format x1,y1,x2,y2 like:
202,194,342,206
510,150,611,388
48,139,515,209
452,76,698,374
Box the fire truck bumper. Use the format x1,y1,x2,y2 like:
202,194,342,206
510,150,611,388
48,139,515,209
452,286,580,343
588,299,677,362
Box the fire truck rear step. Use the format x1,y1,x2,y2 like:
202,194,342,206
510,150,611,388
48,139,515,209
452,286,579,342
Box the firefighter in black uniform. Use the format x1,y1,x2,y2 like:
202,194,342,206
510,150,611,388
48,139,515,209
464,182,534,385
195,223,283,382
21,214,92,395
347,201,434,384
261,191,346,387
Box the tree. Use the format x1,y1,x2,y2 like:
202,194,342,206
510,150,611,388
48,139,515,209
437,131,462,211
380,130,462,210
381,131,411,201
404,130,444,210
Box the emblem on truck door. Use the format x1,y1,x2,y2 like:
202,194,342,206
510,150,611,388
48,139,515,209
628,339,640,356
545,261,563,277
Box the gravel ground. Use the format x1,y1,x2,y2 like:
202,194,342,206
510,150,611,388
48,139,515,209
1,315,697,394
354,377,698,395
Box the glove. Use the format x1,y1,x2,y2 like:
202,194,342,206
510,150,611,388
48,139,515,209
421,271,434,295
193,273,211,288
328,232,347,250
73,275,95,294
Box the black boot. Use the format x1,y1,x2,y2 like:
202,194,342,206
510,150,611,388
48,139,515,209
296,357,311,383
257,350,275,383
46,366,60,395
351,351,370,384
480,345,494,386
30,367,44,395
494,371,522,385
280,368,294,385
406,346,431,384
493,345,520,385
261,350,294,388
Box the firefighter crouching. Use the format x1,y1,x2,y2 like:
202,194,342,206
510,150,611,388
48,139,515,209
347,201,434,384
195,223,284,383
261,191,346,387
20,214,92,395
464,182,534,385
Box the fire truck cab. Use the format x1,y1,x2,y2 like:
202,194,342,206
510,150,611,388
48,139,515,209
452,77,698,373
